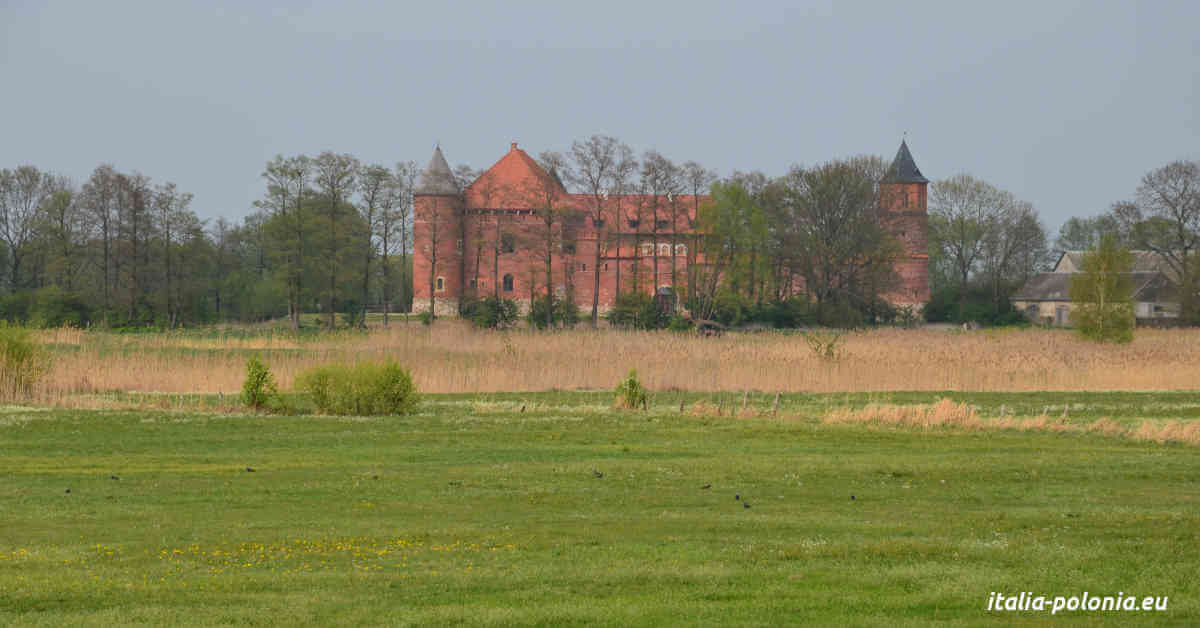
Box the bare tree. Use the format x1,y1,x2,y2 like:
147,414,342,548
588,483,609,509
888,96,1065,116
38,175,88,291
255,154,311,329
154,182,194,327
929,174,1008,313
532,151,570,328
313,151,360,328
0,166,52,293
357,164,394,327
568,135,634,325
1114,160,1200,319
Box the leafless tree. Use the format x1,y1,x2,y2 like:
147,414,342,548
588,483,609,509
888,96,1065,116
313,151,360,328
0,166,53,293
255,154,312,329
929,174,1008,311
154,182,194,327
568,135,634,325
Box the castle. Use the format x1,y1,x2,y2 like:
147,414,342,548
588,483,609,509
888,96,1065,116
412,140,929,317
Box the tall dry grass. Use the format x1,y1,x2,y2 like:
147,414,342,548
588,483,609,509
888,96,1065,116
31,323,1200,397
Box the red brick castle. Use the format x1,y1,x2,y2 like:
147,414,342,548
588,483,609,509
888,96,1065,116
412,141,929,316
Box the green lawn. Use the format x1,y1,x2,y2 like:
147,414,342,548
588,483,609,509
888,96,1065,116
1,394,1197,626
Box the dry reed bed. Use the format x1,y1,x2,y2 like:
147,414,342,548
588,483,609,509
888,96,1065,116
34,323,1200,396
818,399,1200,446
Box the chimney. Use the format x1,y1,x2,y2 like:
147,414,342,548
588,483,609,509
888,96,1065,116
511,142,518,151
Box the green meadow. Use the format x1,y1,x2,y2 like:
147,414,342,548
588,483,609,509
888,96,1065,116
1,392,1197,626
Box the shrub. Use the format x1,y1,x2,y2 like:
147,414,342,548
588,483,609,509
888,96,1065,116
418,311,433,326
470,296,520,329
667,314,694,333
241,355,278,410
613,369,648,410
0,323,49,400
295,360,419,416
528,294,580,330
606,292,666,330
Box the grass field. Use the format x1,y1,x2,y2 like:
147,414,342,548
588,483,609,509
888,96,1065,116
2,392,1198,626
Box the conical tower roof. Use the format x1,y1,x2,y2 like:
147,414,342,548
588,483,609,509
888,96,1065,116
416,145,460,195
882,140,929,184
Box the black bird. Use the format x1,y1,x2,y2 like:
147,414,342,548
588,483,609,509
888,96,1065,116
110,475,119,480
372,475,379,480
850,495,855,500
593,470,604,479
520,404,526,413
735,494,740,501
744,502,751,509
701,484,711,490
246,467,256,473
64,489,71,494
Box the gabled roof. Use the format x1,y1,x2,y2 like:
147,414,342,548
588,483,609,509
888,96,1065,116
415,146,459,196
1014,271,1175,302
1054,250,1173,275
465,142,566,208
882,140,929,184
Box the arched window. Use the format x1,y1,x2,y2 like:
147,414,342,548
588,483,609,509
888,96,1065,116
658,243,671,256
436,277,445,292
640,242,654,256
503,274,514,292
675,244,687,256
501,233,515,253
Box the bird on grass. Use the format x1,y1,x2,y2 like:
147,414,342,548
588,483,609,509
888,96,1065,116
593,470,604,479
246,467,256,473
735,494,740,501
744,502,751,509
701,484,711,490
65,489,71,494
110,475,119,481
850,495,855,500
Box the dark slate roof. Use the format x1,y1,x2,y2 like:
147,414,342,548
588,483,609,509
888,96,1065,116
882,140,929,184
1014,271,1175,302
416,146,460,195
1055,250,1173,275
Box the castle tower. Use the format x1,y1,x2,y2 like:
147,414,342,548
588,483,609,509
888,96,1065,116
880,140,931,307
412,145,464,317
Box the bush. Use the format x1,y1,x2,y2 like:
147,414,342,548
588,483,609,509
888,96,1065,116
295,360,419,416
418,311,433,325
667,314,694,332
606,292,666,330
613,369,648,410
0,323,49,400
528,294,580,330
470,296,519,329
241,355,278,410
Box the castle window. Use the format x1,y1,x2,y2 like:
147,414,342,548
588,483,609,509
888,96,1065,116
628,219,639,228
593,218,605,228
436,277,445,292
503,274,514,292
455,239,463,252
501,233,515,253
675,244,687,256
656,220,669,230
603,263,609,271
563,242,576,254
581,263,587,272
640,242,654,256
658,243,671,256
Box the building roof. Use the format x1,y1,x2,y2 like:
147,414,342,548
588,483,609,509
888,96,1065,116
415,146,459,195
1054,250,1173,275
882,140,929,184
465,142,566,208
1014,271,1175,302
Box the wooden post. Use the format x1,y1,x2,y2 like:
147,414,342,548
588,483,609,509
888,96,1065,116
742,391,748,411
772,392,780,417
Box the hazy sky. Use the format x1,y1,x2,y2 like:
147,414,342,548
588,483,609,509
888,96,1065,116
2,1,1197,234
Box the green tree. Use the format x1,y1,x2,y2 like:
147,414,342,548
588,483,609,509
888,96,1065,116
1069,235,1135,343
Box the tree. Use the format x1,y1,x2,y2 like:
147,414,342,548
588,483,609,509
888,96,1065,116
568,135,634,326
38,175,87,292
154,182,195,327
313,152,360,328
1055,214,1123,252
781,157,899,324
1070,234,1134,342
380,161,416,324
255,154,311,329
929,174,1008,314
1112,160,1200,321
0,166,51,293
357,164,394,327
531,152,571,329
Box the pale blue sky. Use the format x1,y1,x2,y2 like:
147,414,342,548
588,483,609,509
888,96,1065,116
2,1,1197,234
